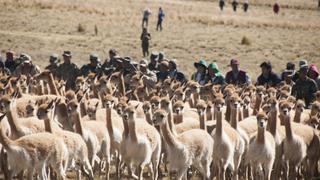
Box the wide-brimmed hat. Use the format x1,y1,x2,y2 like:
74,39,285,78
20,53,31,63
300,64,309,72
49,53,59,63
159,60,169,69
194,59,207,69
62,51,72,57
299,59,308,68
282,69,294,77
260,61,272,69
150,51,159,61
89,53,100,62
139,59,148,67
208,63,221,74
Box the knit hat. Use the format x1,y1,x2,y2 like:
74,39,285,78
309,64,319,77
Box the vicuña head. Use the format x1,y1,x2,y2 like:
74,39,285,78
196,100,207,116
152,109,168,126
256,112,268,128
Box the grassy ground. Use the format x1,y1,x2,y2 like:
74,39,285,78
0,0,319,81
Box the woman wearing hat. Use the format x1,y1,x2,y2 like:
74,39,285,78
191,59,207,85
207,63,225,85
308,64,320,89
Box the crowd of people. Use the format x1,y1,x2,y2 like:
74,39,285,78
0,49,319,108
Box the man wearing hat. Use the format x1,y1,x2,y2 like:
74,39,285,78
101,48,119,70
191,59,207,85
139,59,157,88
207,63,225,85
225,59,250,86
4,51,19,73
168,59,186,83
45,54,59,77
80,53,101,77
13,53,40,76
156,60,170,82
56,51,80,90
148,51,159,72
256,61,281,87
281,62,296,81
292,64,318,108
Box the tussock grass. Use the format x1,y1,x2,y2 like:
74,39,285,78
241,36,251,46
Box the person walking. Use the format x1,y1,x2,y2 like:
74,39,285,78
156,7,165,31
219,0,225,11
142,8,151,28
140,27,151,57
273,2,280,14
243,0,249,12
232,0,238,12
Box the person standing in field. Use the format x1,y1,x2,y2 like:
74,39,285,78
45,54,59,77
243,0,249,12
232,0,238,12
219,0,225,11
142,8,151,28
225,59,251,86
156,7,165,31
273,2,280,14
56,51,80,90
140,27,151,57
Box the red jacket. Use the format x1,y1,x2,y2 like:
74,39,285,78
225,70,248,85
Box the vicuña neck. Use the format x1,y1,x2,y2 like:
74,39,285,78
6,109,22,139
48,74,60,95
72,112,84,136
199,112,207,131
128,119,138,143
293,110,301,123
215,109,223,136
174,114,183,124
145,112,153,125
267,108,278,136
122,119,129,139
168,109,177,136
106,108,114,137
253,97,262,115
257,127,265,144
230,107,239,129
160,119,180,147
225,99,231,122
243,106,250,118
283,115,293,141
44,118,53,133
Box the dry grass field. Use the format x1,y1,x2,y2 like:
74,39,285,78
0,0,319,80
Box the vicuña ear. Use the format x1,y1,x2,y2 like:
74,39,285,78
135,104,139,109
0,113,6,122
